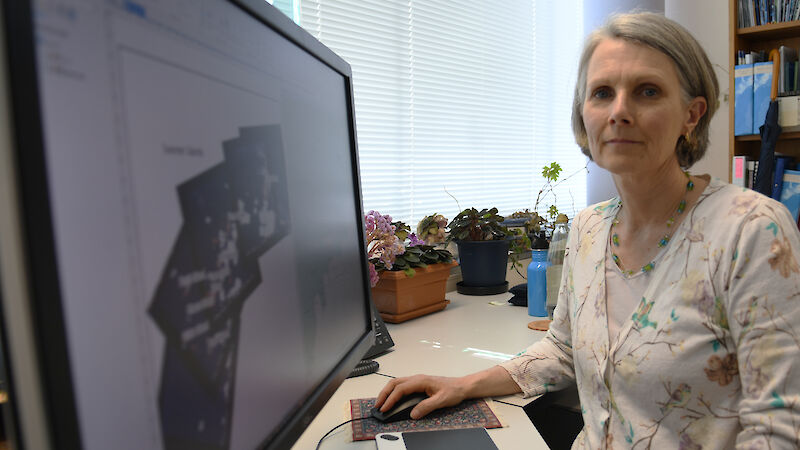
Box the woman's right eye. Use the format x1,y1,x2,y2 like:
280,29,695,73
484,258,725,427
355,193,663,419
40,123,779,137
592,88,611,99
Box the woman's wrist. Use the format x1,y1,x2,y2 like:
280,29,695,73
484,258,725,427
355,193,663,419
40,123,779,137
458,366,520,399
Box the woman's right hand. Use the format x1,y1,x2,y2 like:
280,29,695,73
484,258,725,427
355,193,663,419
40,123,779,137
374,374,469,420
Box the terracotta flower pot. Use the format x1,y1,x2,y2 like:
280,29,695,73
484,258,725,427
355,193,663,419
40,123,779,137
370,261,458,323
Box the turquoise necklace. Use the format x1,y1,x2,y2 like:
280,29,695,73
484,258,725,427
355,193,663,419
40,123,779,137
610,172,694,276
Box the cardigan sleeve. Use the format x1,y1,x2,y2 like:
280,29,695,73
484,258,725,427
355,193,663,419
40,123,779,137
725,200,800,448
498,210,581,398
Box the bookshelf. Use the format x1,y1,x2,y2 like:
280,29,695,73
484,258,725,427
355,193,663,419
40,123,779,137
729,0,800,177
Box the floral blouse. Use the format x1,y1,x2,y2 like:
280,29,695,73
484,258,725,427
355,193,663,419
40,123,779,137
500,178,800,449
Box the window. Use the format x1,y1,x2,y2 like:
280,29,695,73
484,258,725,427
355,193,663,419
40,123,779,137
294,0,586,226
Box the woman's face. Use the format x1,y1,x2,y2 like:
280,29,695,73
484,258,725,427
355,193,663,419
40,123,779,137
581,38,706,175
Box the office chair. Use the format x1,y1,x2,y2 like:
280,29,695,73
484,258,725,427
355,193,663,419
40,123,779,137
523,384,583,449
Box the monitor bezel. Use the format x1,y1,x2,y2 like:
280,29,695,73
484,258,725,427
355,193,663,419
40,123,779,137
0,0,376,448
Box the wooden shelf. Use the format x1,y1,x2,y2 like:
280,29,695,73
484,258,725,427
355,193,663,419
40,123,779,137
735,131,800,141
729,1,800,180
737,20,800,39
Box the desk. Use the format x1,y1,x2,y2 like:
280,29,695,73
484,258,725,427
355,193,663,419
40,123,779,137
292,290,550,450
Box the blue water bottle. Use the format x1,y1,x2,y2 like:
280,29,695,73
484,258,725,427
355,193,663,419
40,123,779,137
527,246,549,317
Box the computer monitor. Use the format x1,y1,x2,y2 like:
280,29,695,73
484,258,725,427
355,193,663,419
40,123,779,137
0,0,374,448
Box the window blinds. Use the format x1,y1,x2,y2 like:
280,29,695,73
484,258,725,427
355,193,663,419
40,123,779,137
297,0,586,226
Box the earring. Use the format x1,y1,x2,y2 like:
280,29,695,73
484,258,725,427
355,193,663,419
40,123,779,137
684,131,696,149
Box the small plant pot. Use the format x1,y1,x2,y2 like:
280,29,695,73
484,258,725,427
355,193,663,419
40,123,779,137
370,261,458,323
455,240,510,294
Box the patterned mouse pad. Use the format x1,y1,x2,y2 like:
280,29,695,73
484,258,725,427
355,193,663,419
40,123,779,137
348,397,504,441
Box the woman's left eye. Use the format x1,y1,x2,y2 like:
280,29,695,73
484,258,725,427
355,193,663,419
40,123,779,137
642,87,659,97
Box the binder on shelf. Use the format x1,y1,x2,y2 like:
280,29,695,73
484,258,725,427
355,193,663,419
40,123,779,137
772,156,795,200
732,155,748,187
753,61,773,131
779,169,800,223
734,63,754,136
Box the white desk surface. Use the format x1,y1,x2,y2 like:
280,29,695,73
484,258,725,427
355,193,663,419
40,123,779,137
292,290,550,450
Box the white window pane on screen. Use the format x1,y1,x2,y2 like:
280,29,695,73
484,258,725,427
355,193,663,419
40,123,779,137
300,0,586,226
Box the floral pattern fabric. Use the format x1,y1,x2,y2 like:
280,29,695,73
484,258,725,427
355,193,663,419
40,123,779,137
500,178,800,449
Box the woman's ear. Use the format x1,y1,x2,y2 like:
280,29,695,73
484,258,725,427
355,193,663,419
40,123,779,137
684,96,708,134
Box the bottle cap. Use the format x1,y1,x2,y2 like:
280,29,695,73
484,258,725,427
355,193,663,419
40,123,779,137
530,230,549,249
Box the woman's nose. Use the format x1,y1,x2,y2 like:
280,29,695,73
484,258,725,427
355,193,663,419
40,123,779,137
608,92,633,125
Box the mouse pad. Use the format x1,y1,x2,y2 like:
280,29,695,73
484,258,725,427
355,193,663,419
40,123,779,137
348,398,504,441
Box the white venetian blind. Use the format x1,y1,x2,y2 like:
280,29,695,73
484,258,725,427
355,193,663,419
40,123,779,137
297,0,586,226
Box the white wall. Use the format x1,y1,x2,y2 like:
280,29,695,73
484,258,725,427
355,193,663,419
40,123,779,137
584,0,665,205
665,0,730,181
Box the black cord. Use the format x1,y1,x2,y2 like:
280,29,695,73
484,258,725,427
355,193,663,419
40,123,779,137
347,359,380,378
492,399,522,407
315,417,369,450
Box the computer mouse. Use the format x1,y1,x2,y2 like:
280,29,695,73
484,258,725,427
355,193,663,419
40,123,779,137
370,392,428,423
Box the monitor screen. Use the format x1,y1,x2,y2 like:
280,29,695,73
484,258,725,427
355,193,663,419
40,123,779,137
0,0,373,448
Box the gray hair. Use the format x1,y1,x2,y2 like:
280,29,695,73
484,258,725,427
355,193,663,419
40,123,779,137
571,12,719,168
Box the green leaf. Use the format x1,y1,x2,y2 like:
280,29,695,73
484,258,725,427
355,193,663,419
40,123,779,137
393,260,410,270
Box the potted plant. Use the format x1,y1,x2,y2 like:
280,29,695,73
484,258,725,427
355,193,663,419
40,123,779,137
504,162,565,242
446,207,528,295
366,211,457,323
416,213,448,244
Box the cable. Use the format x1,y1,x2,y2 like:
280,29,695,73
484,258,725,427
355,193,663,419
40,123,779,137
315,417,368,450
492,399,522,407
347,359,380,378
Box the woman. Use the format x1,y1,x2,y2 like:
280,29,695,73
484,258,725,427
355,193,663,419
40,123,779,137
375,12,800,448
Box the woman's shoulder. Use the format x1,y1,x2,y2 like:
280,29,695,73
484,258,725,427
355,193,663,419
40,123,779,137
691,177,798,244
697,177,789,220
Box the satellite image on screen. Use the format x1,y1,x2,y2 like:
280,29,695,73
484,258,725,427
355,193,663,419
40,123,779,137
149,125,289,449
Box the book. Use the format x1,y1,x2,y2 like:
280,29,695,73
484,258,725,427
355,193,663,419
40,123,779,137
779,169,800,223
753,61,773,130
752,160,760,190
792,62,800,92
772,156,795,200
779,45,798,94
747,160,757,189
733,156,748,187
734,64,754,136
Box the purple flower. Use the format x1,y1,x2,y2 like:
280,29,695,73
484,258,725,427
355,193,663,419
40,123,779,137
368,262,380,287
364,210,404,279
408,233,425,247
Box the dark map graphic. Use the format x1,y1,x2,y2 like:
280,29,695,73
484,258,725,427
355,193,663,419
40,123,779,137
148,125,289,449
